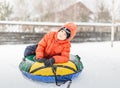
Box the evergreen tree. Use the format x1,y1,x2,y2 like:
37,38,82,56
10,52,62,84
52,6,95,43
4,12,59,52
0,1,13,20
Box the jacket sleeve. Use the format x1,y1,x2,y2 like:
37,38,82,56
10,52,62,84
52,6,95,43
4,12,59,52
35,33,48,60
53,44,71,63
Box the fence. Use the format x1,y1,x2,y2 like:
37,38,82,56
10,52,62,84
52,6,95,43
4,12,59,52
0,21,120,44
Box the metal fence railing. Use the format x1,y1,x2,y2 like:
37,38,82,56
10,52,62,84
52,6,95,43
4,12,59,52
0,21,120,46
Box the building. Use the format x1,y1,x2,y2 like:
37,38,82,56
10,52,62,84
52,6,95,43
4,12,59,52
42,1,93,22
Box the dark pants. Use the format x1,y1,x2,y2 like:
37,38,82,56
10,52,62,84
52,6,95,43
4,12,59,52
24,44,38,57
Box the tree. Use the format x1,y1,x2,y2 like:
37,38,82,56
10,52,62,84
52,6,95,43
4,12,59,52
94,1,112,23
40,0,63,22
11,0,30,21
0,1,13,20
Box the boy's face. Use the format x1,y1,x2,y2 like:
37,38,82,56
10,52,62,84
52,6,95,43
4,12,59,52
57,30,67,40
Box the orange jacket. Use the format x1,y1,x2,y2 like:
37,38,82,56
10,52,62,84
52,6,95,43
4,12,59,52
36,22,77,63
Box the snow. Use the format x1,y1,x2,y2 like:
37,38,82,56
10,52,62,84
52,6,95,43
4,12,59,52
0,41,120,88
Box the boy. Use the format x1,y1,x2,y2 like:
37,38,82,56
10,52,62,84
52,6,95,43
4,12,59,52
24,22,77,67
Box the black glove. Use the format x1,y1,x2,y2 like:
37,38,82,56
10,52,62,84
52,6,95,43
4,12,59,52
44,58,55,67
36,58,46,63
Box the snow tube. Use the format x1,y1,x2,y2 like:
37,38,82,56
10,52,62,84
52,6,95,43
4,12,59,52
19,54,83,83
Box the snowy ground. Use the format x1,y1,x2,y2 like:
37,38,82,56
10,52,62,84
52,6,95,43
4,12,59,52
0,41,120,88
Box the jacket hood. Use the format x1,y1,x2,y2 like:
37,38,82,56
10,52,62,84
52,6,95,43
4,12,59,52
61,22,77,41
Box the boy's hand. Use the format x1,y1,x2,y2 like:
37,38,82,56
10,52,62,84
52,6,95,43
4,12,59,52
44,58,55,67
36,58,46,63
